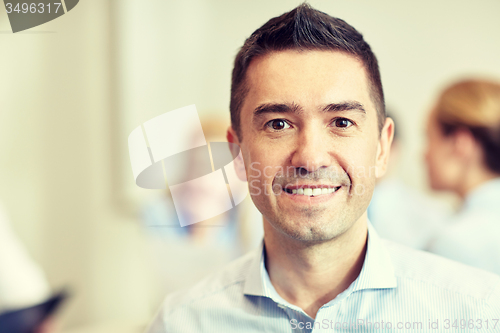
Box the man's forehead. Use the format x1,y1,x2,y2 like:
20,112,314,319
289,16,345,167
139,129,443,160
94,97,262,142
242,50,373,112
248,49,364,72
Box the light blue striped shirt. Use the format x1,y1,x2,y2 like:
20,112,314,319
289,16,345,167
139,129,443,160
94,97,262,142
147,223,500,332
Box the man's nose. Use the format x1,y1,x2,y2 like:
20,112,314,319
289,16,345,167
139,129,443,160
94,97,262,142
290,125,332,173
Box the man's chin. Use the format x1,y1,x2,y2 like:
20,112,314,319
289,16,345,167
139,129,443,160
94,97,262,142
270,215,350,243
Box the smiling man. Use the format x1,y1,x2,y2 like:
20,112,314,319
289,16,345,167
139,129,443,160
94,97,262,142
230,47,385,319
148,4,500,332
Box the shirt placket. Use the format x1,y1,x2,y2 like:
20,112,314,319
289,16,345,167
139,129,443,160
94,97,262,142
276,302,315,333
312,303,340,333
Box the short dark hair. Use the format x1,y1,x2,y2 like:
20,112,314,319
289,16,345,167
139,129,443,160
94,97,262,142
230,3,385,140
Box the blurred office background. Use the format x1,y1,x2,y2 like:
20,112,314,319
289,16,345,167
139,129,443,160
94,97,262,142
1,0,500,331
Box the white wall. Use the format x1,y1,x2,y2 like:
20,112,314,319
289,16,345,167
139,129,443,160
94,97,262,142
0,1,153,330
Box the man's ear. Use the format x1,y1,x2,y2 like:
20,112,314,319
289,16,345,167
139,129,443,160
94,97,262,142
227,126,247,181
375,117,395,179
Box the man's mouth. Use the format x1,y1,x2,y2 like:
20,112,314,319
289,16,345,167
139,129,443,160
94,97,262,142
283,186,342,197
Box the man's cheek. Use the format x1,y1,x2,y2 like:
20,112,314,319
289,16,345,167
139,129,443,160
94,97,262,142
248,161,262,178
249,179,262,197
262,165,275,179
347,153,378,179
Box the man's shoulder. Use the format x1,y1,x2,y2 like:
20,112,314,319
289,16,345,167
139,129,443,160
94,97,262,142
384,239,500,301
159,248,256,316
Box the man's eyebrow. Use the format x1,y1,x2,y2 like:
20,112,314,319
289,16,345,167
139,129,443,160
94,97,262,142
322,101,366,114
253,103,303,117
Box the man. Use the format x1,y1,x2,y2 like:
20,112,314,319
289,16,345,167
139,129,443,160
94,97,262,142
148,4,500,332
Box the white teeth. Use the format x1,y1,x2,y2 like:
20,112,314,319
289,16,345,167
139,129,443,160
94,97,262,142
312,188,322,196
289,187,338,196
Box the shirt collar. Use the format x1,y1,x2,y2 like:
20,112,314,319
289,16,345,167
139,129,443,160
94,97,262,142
243,221,397,298
350,222,397,292
242,241,265,297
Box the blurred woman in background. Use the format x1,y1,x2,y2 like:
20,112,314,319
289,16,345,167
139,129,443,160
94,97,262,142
368,112,449,250
426,79,500,275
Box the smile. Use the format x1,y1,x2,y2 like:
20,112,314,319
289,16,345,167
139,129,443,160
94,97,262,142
283,186,342,197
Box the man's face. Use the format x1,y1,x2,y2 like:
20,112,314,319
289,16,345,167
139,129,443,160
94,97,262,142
229,50,392,243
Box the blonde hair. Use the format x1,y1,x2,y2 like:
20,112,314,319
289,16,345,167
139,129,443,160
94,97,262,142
435,79,500,173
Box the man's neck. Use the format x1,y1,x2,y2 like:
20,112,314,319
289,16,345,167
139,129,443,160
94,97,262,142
263,216,368,318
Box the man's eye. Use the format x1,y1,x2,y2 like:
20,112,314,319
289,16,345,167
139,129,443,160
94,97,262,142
266,119,291,131
332,118,353,128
